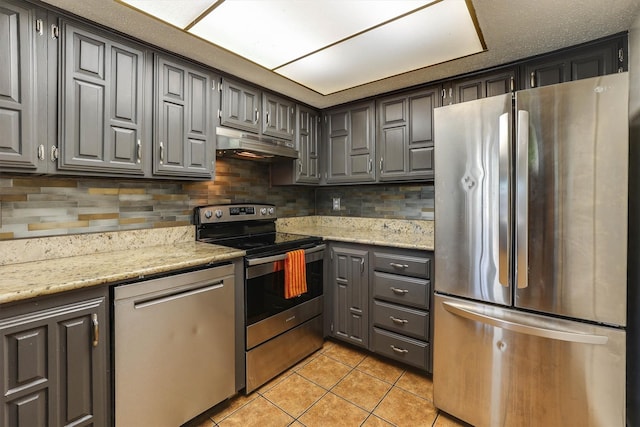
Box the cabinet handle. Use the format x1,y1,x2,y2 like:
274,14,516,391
510,76,515,93
390,345,409,354
50,145,59,161
530,71,536,88
389,262,409,269
254,109,259,124
91,313,99,347
136,139,142,164
298,160,302,173
379,158,383,172
390,287,409,295
35,19,43,35
368,158,372,173
37,144,45,160
265,111,270,126
361,258,365,273
390,316,408,325
159,141,164,164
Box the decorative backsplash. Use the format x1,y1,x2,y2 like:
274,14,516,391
0,158,434,240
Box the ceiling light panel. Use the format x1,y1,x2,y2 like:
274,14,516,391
277,0,484,94
188,0,435,69
120,0,215,28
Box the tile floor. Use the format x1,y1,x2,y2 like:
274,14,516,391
190,339,470,427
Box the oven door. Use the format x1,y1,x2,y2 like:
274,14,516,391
245,244,325,349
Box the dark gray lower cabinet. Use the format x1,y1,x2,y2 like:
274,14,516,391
331,244,369,348
0,287,109,427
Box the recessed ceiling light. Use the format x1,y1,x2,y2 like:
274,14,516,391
118,0,484,95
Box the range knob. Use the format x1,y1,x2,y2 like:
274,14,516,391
260,207,268,215
214,209,223,219
268,207,275,215
204,210,213,219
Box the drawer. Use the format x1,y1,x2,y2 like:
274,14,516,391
373,252,430,278
373,272,430,309
372,327,429,371
372,300,429,341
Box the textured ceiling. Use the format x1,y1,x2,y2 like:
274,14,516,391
42,0,640,108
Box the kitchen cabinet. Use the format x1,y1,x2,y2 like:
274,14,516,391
520,34,626,89
220,77,295,141
324,101,376,184
443,67,516,105
58,19,151,175
330,244,369,348
154,54,217,178
0,286,109,427
370,248,432,372
271,104,321,185
220,77,261,134
376,86,440,181
0,0,47,173
262,91,295,140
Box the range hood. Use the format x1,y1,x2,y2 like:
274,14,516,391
216,127,298,162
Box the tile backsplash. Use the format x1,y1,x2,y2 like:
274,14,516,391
0,158,434,240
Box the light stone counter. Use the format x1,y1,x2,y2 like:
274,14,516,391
0,226,244,304
277,216,434,251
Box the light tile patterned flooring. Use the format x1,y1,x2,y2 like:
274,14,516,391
191,340,470,427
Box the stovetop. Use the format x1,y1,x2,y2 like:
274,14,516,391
194,203,322,256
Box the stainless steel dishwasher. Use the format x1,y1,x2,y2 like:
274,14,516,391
114,264,236,427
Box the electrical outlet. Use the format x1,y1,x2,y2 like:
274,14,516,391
332,197,340,211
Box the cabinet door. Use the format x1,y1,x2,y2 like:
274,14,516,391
297,105,320,183
1,292,108,427
0,0,40,171
262,93,294,140
521,36,624,89
451,69,516,103
325,101,375,184
220,77,260,133
59,21,147,174
332,246,369,348
155,55,215,178
377,87,438,181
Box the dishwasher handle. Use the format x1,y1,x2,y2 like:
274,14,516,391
134,281,224,309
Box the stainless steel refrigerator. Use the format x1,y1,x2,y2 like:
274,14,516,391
433,72,628,427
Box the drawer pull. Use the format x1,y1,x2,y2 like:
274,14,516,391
390,345,409,354
390,287,409,295
390,316,408,325
389,262,409,269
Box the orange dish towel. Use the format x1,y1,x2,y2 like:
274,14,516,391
284,249,307,299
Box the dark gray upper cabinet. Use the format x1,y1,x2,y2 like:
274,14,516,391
521,35,625,89
154,54,217,178
0,0,45,172
325,101,376,184
444,68,516,105
262,92,295,140
376,86,440,182
0,287,109,427
271,104,321,185
59,20,150,175
220,77,261,134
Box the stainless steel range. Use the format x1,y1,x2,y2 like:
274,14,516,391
195,203,325,393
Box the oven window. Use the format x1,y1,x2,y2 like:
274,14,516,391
245,257,323,325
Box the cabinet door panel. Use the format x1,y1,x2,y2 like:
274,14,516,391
332,247,369,348
189,73,206,135
76,80,105,159
0,1,38,170
113,48,138,122
58,316,92,425
381,127,405,174
5,390,48,427
5,326,48,393
220,78,260,133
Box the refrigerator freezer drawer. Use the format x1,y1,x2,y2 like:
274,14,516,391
372,327,429,370
373,272,430,309
372,299,429,340
433,294,625,427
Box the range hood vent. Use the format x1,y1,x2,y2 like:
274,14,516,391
216,127,298,162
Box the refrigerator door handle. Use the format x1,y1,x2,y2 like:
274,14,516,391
441,301,608,345
516,110,529,289
498,112,510,288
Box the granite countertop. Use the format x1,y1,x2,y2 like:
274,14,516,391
277,216,434,251
0,227,244,305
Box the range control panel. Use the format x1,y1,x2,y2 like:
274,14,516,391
196,203,276,224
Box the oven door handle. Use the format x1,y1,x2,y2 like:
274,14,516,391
246,244,326,266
